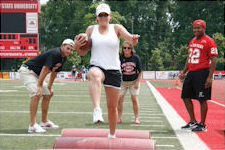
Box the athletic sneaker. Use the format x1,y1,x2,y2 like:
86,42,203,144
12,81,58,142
93,107,104,123
134,117,140,124
108,133,116,139
181,121,198,130
28,123,46,133
192,123,208,132
40,120,59,129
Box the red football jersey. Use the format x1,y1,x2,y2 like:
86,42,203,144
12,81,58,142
188,35,218,71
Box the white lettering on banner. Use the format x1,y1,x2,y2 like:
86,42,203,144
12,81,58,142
0,53,37,57
1,3,37,9
1,3,14,9
10,46,21,50
28,46,34,50
0,46,5,50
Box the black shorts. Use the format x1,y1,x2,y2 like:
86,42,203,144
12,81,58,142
89,65,122,88
181,69,211,101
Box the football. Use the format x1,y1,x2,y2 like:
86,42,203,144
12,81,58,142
76,33,92,50
80,38,92,50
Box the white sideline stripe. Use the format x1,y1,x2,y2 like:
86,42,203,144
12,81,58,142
156,145,174,147
0,133,61,137
210,100,225,107
130,124,164,127
146,81,210,150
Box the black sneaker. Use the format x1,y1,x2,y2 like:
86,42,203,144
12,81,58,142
192,123,207,132
181,121,198,130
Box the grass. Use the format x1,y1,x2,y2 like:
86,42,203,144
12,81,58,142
0,80,183,149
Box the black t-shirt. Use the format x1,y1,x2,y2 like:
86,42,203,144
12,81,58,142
25,48,67,76
120,54,142,81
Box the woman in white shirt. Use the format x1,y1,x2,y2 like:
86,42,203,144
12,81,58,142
75,3,139,138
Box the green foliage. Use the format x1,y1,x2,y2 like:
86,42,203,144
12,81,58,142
174,45,189,70
149,48,164,71
213,33,225,70
3,1,224,71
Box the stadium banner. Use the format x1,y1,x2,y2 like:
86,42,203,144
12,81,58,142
155,71,180,79
142,71,155,79
0,1,40,13
3,71,225,80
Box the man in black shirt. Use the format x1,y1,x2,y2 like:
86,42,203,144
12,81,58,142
117,41,142,124
19,39,74,133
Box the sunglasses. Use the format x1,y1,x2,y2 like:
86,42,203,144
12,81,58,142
98,14,109,17
122,47,132,50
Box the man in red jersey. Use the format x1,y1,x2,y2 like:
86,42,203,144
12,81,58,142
179,19,218,131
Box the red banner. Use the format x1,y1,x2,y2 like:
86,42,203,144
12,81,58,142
0,1,40,13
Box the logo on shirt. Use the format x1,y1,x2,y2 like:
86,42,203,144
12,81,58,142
198,92,204,98
52,63,62,72
121,62,136,75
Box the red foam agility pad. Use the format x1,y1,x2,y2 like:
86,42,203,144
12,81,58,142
53,137,156,149
61,128,151,139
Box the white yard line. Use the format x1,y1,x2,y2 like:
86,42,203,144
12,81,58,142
140,111,161,113
140,120,164,123
132,116,162,119
156,145,174,147
146,81,210,150
152,137,178,139
149,130,168,133
130,124,164,127
138,114,164,116
0,90,18,92
0,110,150,116
0,133,61,137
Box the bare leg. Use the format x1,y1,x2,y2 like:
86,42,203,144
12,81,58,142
30,96,41,125
200,100,208,124
105,87,120,135
87,67,105,108
183,98,196,122
117,95,125,120
41,95,51,122
131,95,139,118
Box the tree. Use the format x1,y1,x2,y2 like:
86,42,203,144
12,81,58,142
213,33,225,70
149,48,164,71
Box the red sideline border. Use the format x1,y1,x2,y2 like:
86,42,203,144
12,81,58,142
156,87,225,150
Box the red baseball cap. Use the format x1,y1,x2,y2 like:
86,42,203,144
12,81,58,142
193,19,206,30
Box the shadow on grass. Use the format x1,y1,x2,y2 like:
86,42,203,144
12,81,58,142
0,129,28,134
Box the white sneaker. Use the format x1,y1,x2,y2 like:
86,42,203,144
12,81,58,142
93,107,104,123
28,123,46,133
108,133,116,139
40,120,59,129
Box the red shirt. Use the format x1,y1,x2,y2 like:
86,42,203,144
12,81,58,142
188,35,218,71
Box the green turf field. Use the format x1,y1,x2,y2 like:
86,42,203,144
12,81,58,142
0,80,183,149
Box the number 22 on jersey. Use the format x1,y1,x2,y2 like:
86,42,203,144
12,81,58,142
188,48,200,64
